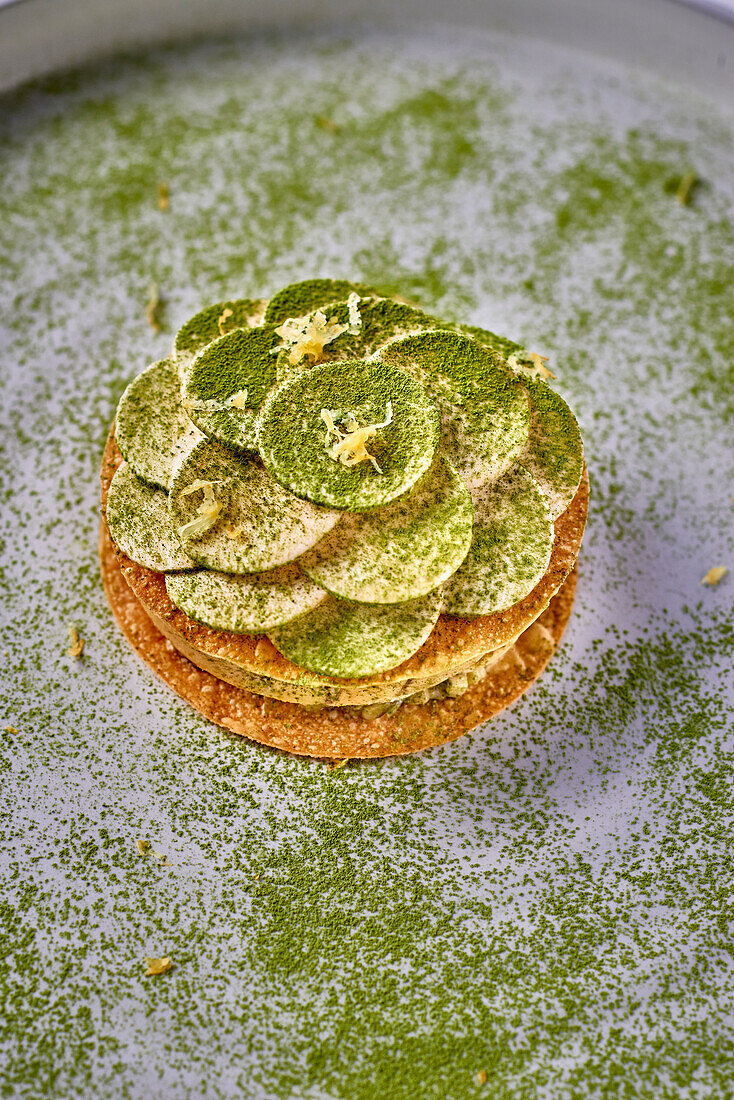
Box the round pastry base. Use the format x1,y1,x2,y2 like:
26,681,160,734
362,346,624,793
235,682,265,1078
100,518,578,760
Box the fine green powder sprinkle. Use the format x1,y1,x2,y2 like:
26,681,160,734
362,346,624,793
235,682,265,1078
1,26,733,1100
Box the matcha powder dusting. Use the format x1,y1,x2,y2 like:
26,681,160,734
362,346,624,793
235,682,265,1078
1,23,733,1100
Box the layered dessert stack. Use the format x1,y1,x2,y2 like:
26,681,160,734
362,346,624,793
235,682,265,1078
100,279,587,757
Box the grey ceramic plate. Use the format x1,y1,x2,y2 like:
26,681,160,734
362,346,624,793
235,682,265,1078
1,3,733,1097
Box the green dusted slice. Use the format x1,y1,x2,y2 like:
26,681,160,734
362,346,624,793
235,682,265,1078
166,563,327,634
521,377,584,520
181,325,281,451
267,292,378,382
300,455,473,603
313,296,441,362
442,467,554,617
267,592,441,678
271,297,440,384
377,331,529,488
263,279,375,325
115,357,203,489
449,322,525,361
169,439,340,573
174,298,267,367
106,462,195,572
449,325,583,512
257,360,439,511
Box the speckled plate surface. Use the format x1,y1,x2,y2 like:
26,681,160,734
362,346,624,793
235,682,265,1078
1,7,733,1098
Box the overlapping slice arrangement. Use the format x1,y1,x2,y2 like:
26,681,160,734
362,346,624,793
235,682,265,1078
108,278,584,695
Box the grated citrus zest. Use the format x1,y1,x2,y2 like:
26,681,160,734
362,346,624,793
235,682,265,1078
217,307,234,336
273,309,349,365
320,402,392,474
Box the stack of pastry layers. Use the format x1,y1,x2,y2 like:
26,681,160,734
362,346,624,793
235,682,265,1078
100,280,588,757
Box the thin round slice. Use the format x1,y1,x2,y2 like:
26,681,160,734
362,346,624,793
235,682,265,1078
115,357,203,489
300,454,473,603
106,462,195,572
166,563,328,634
314,296,441,363
270,296,441,383
174,297,267,368
257,360,439,511
181,325,281,451
449,321,524,361
263,279,375,325
442,466,554,617
267,593,441,678
520,377,584,520
169,439,340,573
376,331,529,487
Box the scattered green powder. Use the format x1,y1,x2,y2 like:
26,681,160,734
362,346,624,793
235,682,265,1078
0,26,732,1100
